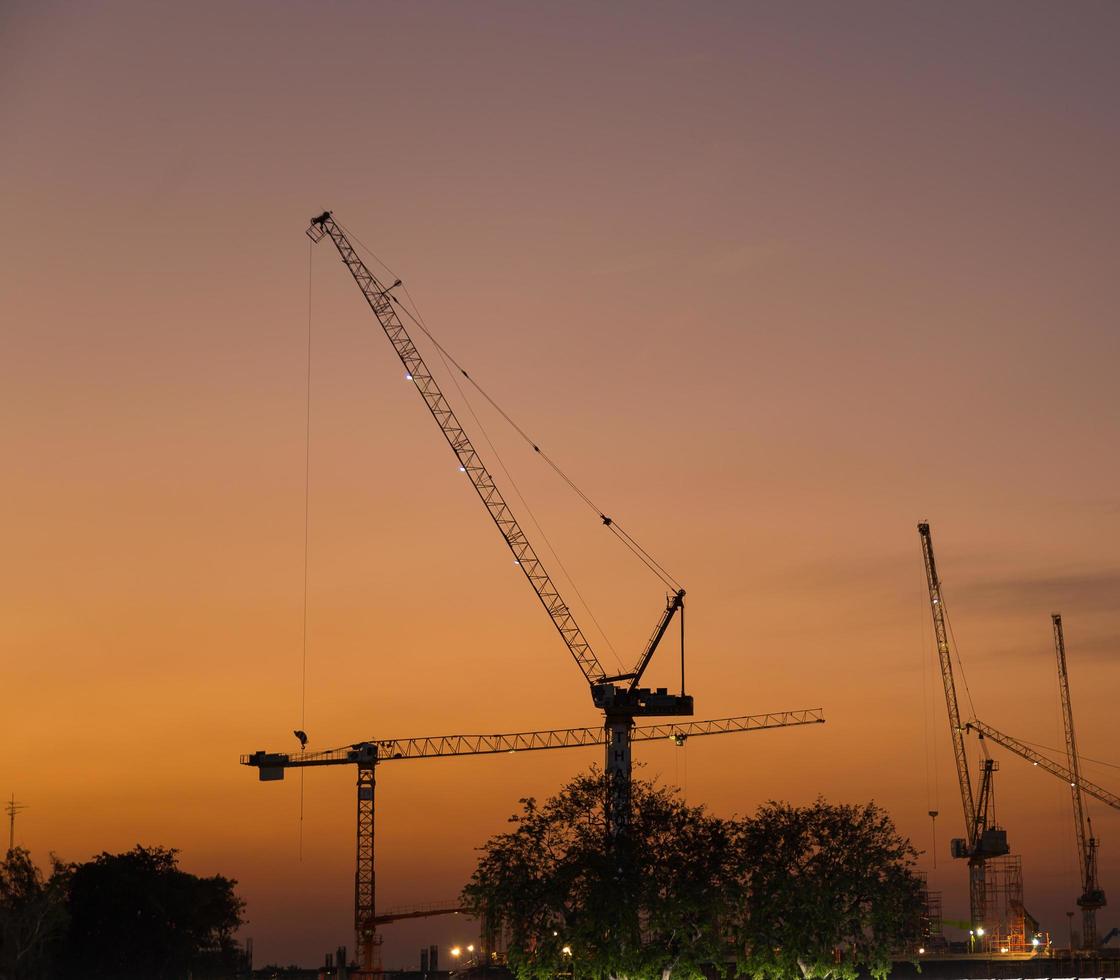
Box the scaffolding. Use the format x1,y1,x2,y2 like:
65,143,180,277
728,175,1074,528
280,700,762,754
983,855,1040,953
918,873,946,951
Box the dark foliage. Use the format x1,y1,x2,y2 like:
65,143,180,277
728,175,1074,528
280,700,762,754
463,771,925,980
0,848,70,980
2,845,245,980
58,845,245,980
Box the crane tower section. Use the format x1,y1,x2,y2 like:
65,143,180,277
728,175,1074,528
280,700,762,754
1054,613,1106,949
918,523,1008,932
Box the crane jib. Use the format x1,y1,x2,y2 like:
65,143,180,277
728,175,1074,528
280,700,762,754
308,211,691,715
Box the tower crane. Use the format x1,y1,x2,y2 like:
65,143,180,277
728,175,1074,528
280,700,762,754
1054,613,1105,948
918,523,1009,933
307,211,693,838
964,720,1120,812
244,709,825,976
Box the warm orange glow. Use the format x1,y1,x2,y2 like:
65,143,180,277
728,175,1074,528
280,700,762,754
3,3,1118,969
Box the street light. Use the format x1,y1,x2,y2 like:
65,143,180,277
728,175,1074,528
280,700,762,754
451,947,461,960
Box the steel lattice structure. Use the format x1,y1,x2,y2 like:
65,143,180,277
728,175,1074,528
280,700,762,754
966,719,1120,811
307,211,694,844
918,523,1009,931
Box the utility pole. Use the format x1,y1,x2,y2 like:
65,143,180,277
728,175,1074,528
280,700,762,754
6,795,27,854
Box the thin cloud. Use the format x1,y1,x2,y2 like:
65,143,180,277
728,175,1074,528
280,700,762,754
959,568,1120,616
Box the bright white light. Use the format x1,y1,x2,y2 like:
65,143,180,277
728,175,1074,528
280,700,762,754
1071,782,1076,787
918,948,925,955
514,560,521,565
552,931,558,937
450,947,461,958
405,373,413,381
1000,947,1009,954
1031,938,1040,947
459,466,466,472
976,927,985,936
467,945,475,954
562,946,572,956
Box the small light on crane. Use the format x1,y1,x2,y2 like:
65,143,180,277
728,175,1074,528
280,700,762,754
405,372,413,381
459,466,466,472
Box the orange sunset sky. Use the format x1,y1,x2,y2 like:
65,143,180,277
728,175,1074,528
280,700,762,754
3,0,1119,967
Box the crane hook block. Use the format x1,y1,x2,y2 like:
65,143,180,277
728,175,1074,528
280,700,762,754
602,515,612,526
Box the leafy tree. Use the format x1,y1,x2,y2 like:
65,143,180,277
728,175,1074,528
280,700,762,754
462,770,745,980
0,848,70,980
58,844,245,980
737,799,924,980
464,774,924,980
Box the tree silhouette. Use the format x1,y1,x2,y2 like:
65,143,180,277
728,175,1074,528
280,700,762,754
58,845,244,980
0,847,69,980
463,773,924,980
737,799,924,980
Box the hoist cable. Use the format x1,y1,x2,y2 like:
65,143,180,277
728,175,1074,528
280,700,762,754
299,238,314,861
334,223,624,665
423,312,625,672
389,293,681,592
336,220,683,593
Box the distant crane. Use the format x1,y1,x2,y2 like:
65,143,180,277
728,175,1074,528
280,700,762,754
1053,613,1106,949
964,720,1120,812
307,211,694,840
918,523,1009,932
244,709,825,977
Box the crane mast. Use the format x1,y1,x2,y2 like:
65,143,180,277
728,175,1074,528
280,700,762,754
919,523,977,838
918,523,1008,933
1053,613,1106,948
307,212,692,838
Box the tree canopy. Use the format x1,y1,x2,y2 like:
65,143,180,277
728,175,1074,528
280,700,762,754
0,848,69,980
462,770,924,980
737,799,925,980
1,845,245,980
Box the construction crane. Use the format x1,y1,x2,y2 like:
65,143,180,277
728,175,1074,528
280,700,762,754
244,709,825,976
964,720,1120,812
918,523,1009,933
307,211,693,839
1053,613,1107,949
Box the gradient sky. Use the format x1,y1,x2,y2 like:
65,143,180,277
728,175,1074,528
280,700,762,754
3,0,1119,967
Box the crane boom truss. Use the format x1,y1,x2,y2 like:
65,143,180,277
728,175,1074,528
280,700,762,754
307,213,606,687
966,720,1120,811
1054,615,1092,889
240,709,825,770
918,523,978,841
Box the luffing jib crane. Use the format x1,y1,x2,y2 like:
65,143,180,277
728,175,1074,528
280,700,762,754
1053,613,1106,949
918,523,1009,932
964,719,1120,813
244,710,825,976
307,211,692,838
